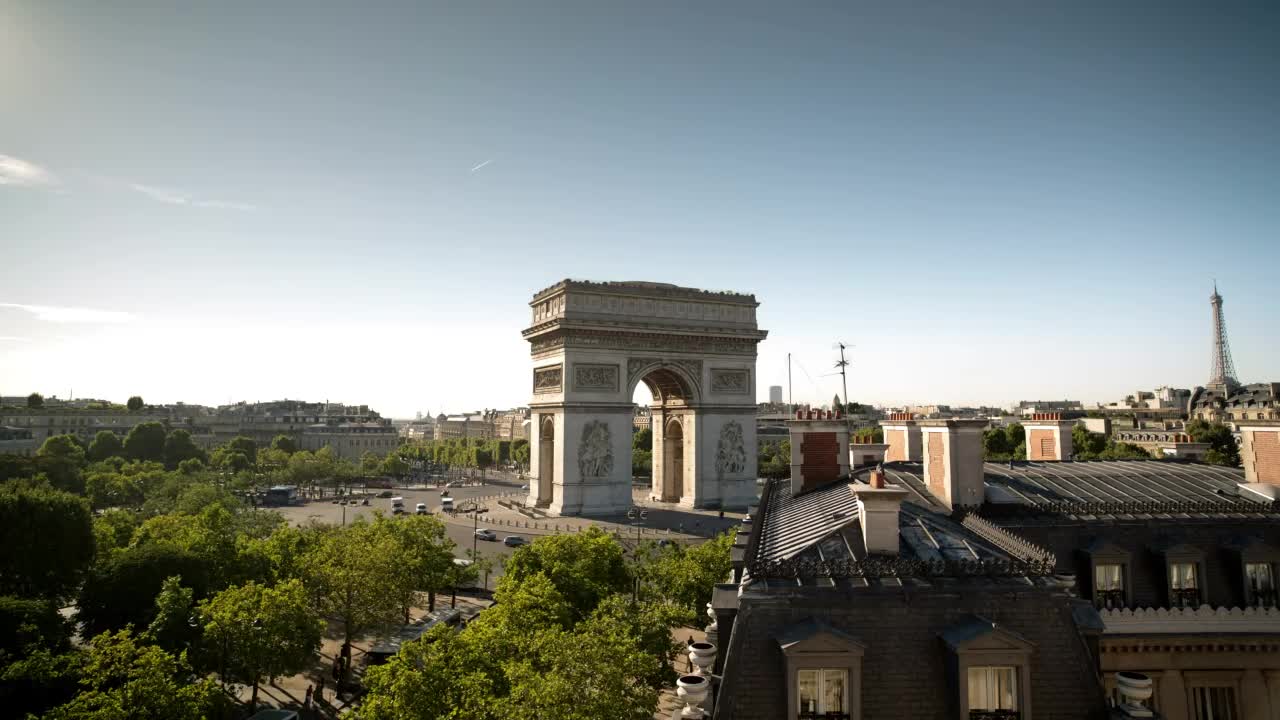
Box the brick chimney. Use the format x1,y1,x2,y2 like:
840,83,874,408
918,419,987,509
1022,413,1075,461
788,411,850,494
1238,420,1280,500
880,412,922,462
849,435,890,468
852,471,907,555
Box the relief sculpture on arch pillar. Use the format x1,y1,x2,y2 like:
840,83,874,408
578,421,614,478
716,421,747,480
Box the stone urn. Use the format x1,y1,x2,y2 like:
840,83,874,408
676,674,710,718
1115,672,1154,718
689,641,717,676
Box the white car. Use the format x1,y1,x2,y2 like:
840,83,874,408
415,502,428,515
474,528,497,541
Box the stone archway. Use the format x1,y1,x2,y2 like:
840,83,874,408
660,415,685,502
536,415,555,507
524,280,767,516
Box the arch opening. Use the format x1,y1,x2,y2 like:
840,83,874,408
537,415,555,507
661,416,685,501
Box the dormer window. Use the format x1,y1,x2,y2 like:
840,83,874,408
1169,562,1200,608
1093,564,1125,610
967,666,1019,719
1246,562,1277,608
777,619,865,720
798,668,849,719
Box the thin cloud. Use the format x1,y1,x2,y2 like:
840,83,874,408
0,153,57,188
0,336,31,342
469,159,493,173
0,303,137,324
129,183,256,211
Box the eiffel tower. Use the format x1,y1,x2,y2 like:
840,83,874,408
1206,282,1240,395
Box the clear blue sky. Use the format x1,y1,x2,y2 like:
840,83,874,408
2,1,1277,417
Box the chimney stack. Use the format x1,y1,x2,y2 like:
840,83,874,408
853,477,908,555
788,413,851,494
1022,413,1075,461
918,419,987,509
1238,420,1280,500
850,435,890,468
880,413,922,462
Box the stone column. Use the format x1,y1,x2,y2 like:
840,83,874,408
1241,669,1271,720
1156,670,1187,720
1266,671,1280,720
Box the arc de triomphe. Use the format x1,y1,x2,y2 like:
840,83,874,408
524,280,768,516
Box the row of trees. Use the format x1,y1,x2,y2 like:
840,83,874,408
399,438,531,473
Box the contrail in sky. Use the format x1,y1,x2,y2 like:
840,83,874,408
469,159,493,173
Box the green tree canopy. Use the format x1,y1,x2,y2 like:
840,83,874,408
500,527,631,620
27,393,43,409
36,434,88,494
42,629,222,720
126,396,144,412
162,429,207,470
0,484,94,601
270,434,298,454
1187,419,1241,467
226,436,258,466
123,422,167,463
87,431,125,463
0,595,70,660
198,579,323,708
302,518,402,680
643,531,734,617
76,544,214,637
633,427,653,452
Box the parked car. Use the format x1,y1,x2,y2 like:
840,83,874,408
474,528,497,541
361,498,370,506
415,502,428,515
503,535,528,547
445,481,460,488
377,490,394,499
392,506,405,515
519,484,529,491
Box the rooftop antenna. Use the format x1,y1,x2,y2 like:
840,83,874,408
833,342,853,437
787,352,793,410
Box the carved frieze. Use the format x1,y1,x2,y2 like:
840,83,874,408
573,363,619,392
711,368,750,394
530,330,761,358
533,365,563,394
715,421,747,480
578,421,614,478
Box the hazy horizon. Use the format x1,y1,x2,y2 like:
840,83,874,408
4,1,1277,418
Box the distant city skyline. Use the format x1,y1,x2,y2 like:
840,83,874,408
3,2,1277,418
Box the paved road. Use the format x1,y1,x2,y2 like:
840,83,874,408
274,480,529,583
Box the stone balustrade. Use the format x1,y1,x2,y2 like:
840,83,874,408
1100,604,1280,634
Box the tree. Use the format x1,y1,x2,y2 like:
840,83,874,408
36,434,87,494
199,579,322,708
0,484,94,601
500,527,631,620
632,450,652,477
123,422,167,463
162,429,206,470
379,515,457,618
302,519,401,682
643,531,734,617
87,431,125,462
222,451,251,474
512,439,530,470
145,576,199,655
1004,423,1025,452
126,396,144,412
361,451,382,475
227,436,258,466
982,428,1011,458
76,544,214,637
27,393,43,409
633,427,653,452
1187,419,1241,467
0,595,70,660
270,434,298,454
42,629,222,720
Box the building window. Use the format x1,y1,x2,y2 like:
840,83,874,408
967,666,1019,718
1190,686,1237,720
1246,562,1276,608
1094,563,1125,609
1170,562,1200,608
797,668,849,719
